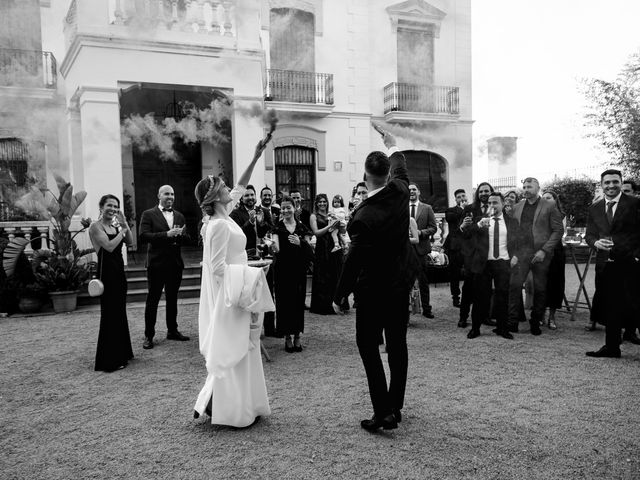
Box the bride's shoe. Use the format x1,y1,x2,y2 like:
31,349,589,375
293,336,303,352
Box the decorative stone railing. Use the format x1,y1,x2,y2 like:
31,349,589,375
0,221,51,255
108,0,236,36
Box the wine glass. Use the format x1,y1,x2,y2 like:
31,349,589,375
602,235,614,262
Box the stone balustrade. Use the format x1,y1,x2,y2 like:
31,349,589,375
0,221,51,255
109,0,236,36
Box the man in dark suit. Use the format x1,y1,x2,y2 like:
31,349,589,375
466,192,518,340
585,169,640,358
258,186,279,337
290,189,311,229
230,184,271,255
409,183,437,318
508,177,564,335
458,182,494,328
259,186,281,225
139,185,190,349
333,131,412,432
444,188,468,308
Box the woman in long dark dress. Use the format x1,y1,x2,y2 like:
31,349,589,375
273,196,312,352
542,190,566,330
89,194,134,372
309,194,343,314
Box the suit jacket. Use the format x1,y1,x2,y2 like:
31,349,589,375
459,202,486,264
334,150,412,301
511,197,564,257
443,205,465,252
412,201,437,256
139,206,186,269
260,204,281,230
585,193,640,266
295,207,311,230
229,205,271,252
468,214,518,274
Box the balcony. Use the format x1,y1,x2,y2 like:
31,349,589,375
264,69,334,117
383,82,459,122
63,0,241,58
0,49,57,90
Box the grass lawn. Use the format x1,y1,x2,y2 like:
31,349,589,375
1,265,639,480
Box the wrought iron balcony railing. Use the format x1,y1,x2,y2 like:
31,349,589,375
384,82,459,115
0,49,57,89
265,69,334,105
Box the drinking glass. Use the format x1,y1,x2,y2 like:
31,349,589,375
602,235,614,262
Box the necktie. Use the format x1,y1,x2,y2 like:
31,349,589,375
493,217,500,259
606,201,616,225
411,204,416,219
482,204,487,216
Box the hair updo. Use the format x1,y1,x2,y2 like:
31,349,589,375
194,175,225,216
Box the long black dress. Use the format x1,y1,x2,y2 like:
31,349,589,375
274,220,311,336
546,242,566,310
95,232,133,372
310,213,345,314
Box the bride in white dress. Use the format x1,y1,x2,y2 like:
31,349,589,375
193,139,274,428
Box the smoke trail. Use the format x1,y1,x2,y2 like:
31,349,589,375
121,98,279,160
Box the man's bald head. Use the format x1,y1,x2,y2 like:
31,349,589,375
158,185,175,208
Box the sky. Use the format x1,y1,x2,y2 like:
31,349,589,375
472,0,640,183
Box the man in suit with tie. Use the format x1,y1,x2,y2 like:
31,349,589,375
409,184,437,319
333,131,412,432
508,177,563,335
444,188,468,308
466,192,518,340
139,185,190,349
585,169,640,358
459,182,494,328
259,186,281,225
230,184,271,255
290,189,311,229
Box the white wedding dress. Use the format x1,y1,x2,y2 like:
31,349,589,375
194,186,272,427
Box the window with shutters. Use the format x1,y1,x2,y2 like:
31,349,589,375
403,150,448,213
0,138,31,188
274,146,316,212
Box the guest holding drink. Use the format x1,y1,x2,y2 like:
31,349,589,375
309,194,342,315
585,169,640,357
89,195,134,372
273,196,313,352
541,190,566,329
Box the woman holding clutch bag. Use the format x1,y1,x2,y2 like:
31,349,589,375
89,194,134,372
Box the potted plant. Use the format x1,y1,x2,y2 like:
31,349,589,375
14,281,47,314
2,174,94,313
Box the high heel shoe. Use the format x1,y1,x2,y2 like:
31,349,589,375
548,317,557,330
293,336,303,352
284,336,294,353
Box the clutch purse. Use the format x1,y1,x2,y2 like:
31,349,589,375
88,248,104,297
88,278,104,297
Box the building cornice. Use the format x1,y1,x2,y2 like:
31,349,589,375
386,0,446,37
60,34,264,78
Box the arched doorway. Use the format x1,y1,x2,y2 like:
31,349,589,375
403,150,448,213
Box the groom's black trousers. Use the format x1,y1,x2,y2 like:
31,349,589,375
356,290,409,418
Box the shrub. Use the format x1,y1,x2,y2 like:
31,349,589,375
542,177,596,227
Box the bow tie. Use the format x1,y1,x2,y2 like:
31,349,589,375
162,207,173,213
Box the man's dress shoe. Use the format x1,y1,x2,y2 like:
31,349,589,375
167,331,190,341
143,337,153,349
467,329,480,339
622,334,640,345
422,311,435,319
586,346,621,358
492,328,514,340
392,409,402,423
360,414,398,432
530,325,542,336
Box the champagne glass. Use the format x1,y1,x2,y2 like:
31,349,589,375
602,235,614,262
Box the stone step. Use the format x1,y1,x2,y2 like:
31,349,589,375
78,284,202,306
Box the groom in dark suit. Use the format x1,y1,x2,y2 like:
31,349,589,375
333,130,412,432
139,185,190,349
585,169,640,358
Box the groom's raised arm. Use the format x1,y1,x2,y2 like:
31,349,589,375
383,133,409,187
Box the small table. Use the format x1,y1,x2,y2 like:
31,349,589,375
563,242,595,322
248,258,274,362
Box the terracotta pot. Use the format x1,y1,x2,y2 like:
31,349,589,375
49,291,79,313
18,296,44,314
